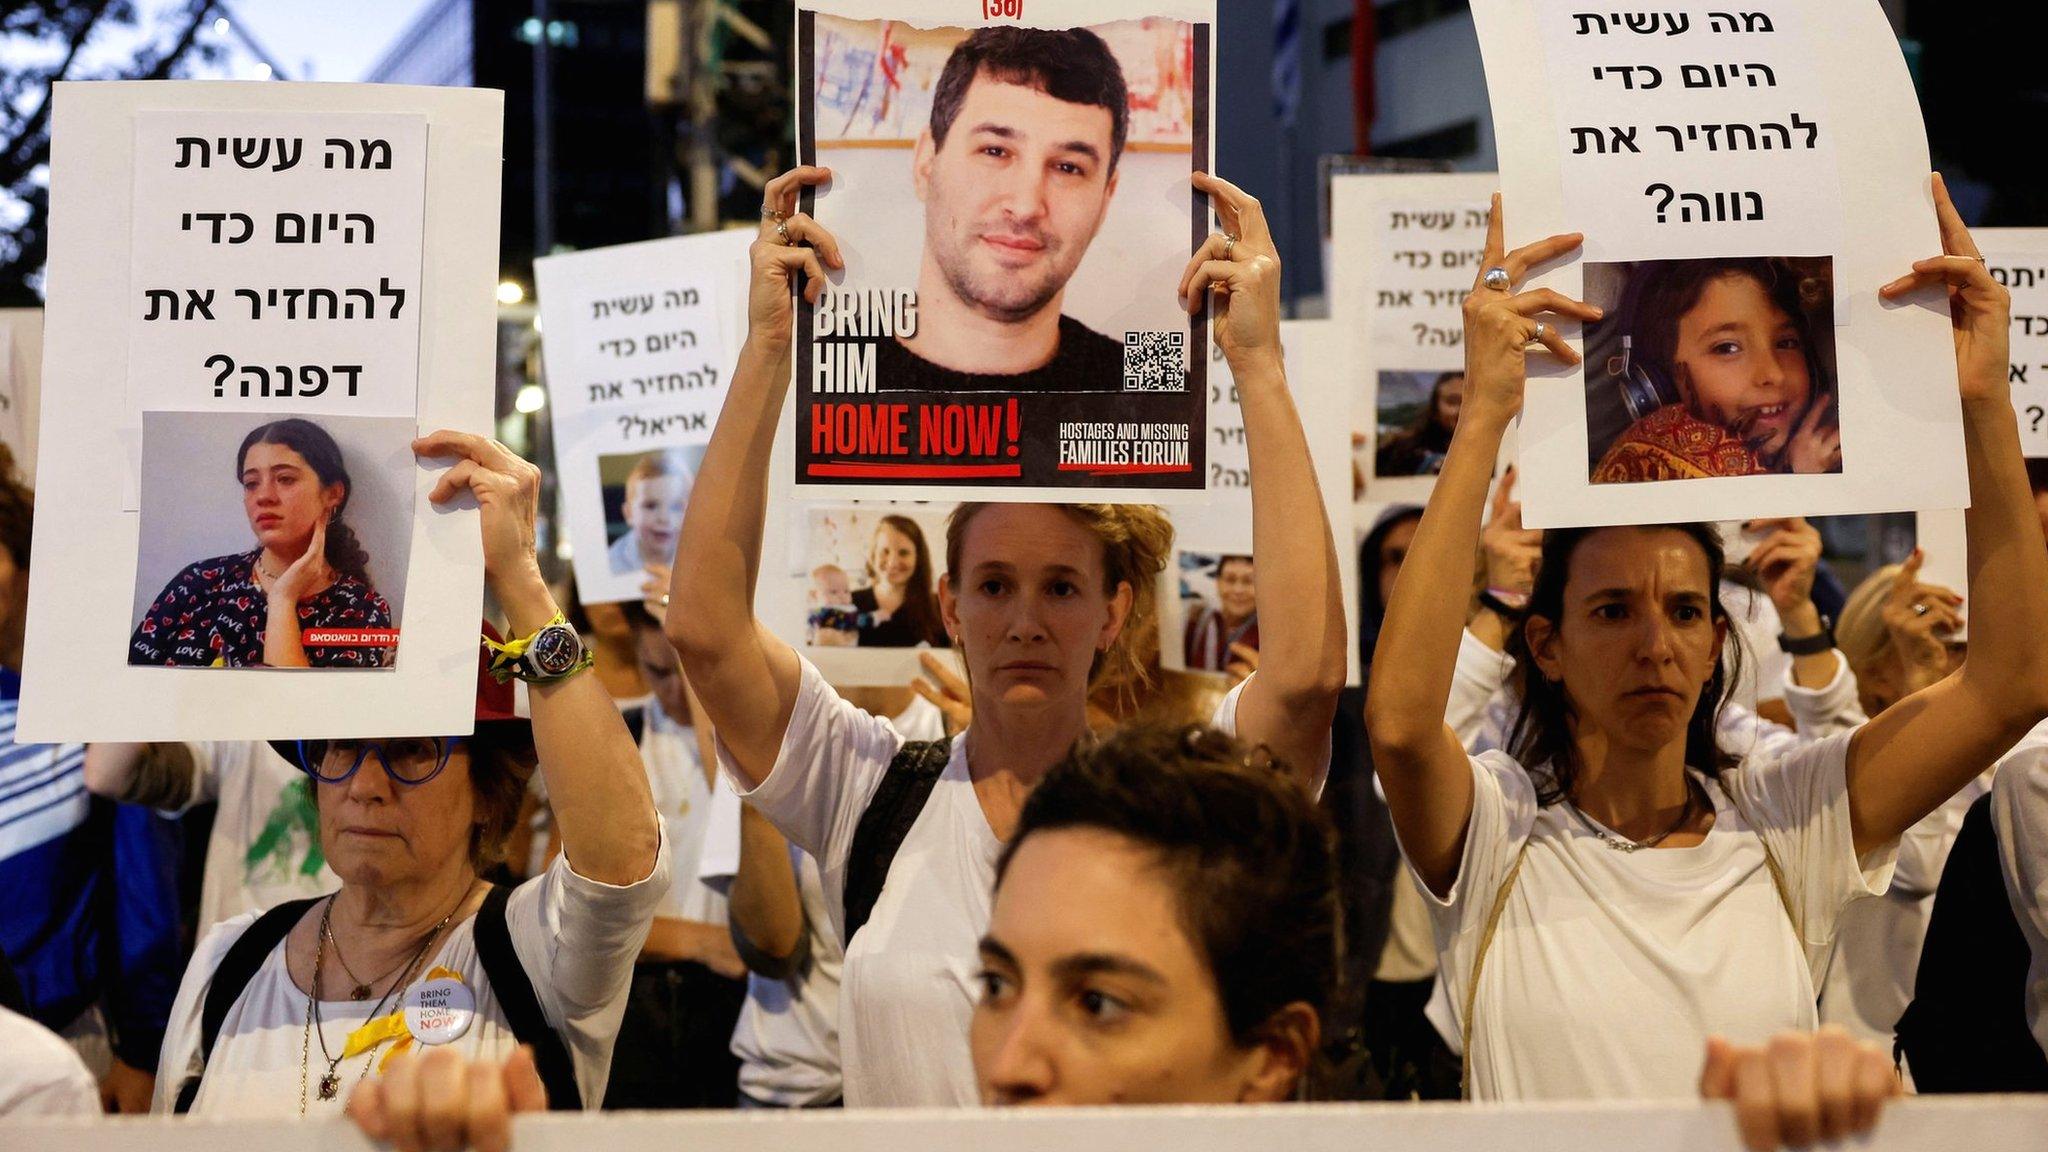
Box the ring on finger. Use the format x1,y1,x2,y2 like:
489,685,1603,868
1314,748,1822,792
1222,232,1239,260
1483,266,1512,292
775,220,792,245
1527,321,1549,346
1912,601,1930,617
762,205,787,223
659,593,671,608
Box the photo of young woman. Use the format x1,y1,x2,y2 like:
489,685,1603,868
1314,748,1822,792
1584,257,1842,484
804,510,948,649
129,415,406,669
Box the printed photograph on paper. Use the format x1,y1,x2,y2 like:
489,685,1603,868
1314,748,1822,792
599,445,707,577
797,9,1211,492
129,411,415,669
796,503,954,650
1176,549,1257,674
1583,256,1841,485
1369,369,1466,480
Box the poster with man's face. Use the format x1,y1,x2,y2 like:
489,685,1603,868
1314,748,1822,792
792,2,1216,502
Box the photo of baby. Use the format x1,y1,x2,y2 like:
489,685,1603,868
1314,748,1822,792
797,505,955,649
598,445,707,576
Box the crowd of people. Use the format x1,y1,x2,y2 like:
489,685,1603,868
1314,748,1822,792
4,95,2048,1152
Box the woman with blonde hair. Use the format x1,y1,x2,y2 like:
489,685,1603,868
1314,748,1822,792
662,165,1347,1107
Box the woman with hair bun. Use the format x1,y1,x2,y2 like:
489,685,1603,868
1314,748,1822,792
664,165,1347,1107
129,417,393,668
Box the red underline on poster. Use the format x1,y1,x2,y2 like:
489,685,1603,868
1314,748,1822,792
1055,463,1195,475
806,462,1024,479
303,629,401,648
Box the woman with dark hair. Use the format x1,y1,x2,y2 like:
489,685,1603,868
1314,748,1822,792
1369,182,2048,1120
1182,554,1258,673
129,418,392,669
971,722,1336,1104
851,514,945,648
1375,372,1465,479
1592,257,1841,483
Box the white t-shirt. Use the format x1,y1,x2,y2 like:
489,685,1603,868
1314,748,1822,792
1821,766,1994,1046
1418,733,1895,1102
640,705,728,925
1992,718,2048,1060
726,653,1245,1107
0,1005,98,1116
150,834,670,1116
180,742,341,934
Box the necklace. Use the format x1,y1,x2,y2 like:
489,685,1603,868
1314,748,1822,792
300,888,467,1112
1566,777,1702,853
322,916,411,1001
255,554,282,581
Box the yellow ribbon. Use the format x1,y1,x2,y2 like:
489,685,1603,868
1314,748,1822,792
482,614,567,678
342,966,464,1072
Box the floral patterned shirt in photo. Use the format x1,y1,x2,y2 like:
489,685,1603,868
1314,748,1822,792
128,549,394,668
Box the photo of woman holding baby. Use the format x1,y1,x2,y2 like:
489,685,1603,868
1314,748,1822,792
1586,255,1842,484
807,513,946,648
129,417,393,668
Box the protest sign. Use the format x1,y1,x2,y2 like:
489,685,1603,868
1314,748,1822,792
21,82,501,742
1330,172,1496,505
789,0,1216,502
1471,0,1967,528
536,229,753,603
1159,321,1359,685
1979,230,2048,456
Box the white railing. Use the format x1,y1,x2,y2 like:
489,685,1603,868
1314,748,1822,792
8,1096,2048,1152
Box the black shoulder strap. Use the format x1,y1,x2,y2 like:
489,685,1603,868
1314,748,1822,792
842,737,953,950
472,884,583,1111
174,896,324,1113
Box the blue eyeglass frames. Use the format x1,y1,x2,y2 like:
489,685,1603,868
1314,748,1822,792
293,737,467,786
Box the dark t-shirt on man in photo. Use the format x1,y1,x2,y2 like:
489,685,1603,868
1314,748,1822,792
874,315,1125,393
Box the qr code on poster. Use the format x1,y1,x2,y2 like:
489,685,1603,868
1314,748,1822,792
1123,331,1187,392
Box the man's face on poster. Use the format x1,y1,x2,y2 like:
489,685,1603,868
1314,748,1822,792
913,71,1121,324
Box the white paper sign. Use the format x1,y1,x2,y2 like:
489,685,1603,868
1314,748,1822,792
1330,173,1497,505
20,82,502,743
126,112,427,421
536,230,752,603
1978,230,2048,456
1160,322,1359,685
1472,0,1968,529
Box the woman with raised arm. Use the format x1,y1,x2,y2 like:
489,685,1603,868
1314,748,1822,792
655,166,1346,1107
1366,179,2048,1113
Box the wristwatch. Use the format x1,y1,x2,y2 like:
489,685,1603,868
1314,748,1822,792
487,614,594,684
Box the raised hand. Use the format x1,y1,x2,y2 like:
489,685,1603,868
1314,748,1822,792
751,166,844,347
1181,172,1283,371
1743,518,1823,618
1881,549,1965,692
911,650,973,734
1461,195,1603,418
1781,397,1843,475
1879,172,2012,403
1480,467,1543,598
347,1045,547,1152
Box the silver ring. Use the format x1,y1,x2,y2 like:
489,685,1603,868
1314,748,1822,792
775,221,792,245
1222,233,1239,259
762,205,786,222
1912,602,1930,616
1531,321,1549,344
660,593,671,608
1483,266,1512,292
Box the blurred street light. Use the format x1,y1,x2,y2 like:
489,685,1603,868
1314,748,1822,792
497,280,526,305
515,383,547,414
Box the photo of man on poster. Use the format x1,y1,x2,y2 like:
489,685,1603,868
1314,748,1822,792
877,26,1129,393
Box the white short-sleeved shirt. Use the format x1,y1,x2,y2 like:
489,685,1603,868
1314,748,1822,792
640,706,728,925
179,742,340,933
1419,733,1895,1102
726,653,1246,1108
1992,718,2048,1060
150,834,670,1116
0,1006,98,1116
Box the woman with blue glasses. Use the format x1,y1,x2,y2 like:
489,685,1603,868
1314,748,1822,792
149,432,670,1119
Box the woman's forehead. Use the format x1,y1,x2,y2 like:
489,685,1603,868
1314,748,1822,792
962,506,1105,573
1566,527,1714,593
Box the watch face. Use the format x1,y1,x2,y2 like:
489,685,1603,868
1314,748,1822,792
529,626,582,676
